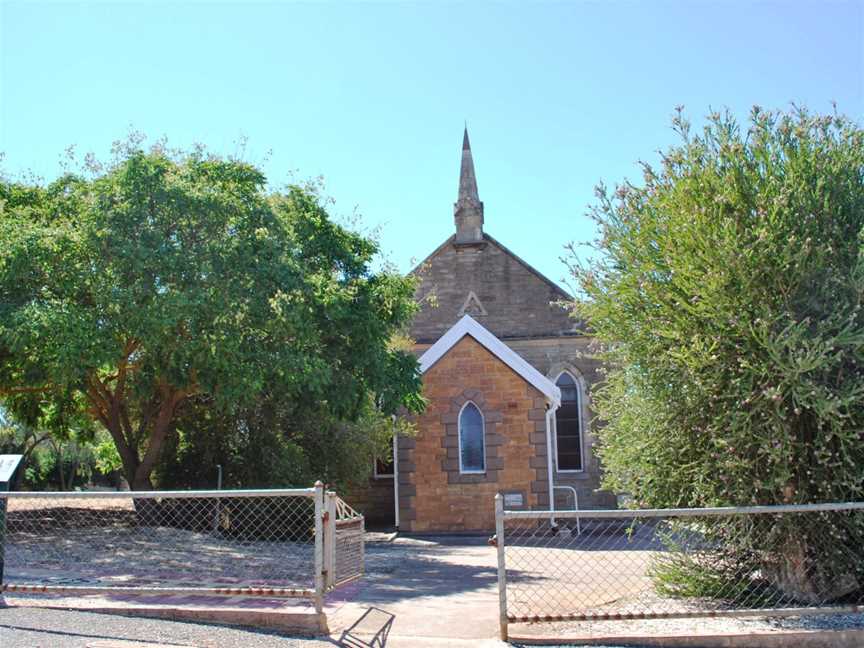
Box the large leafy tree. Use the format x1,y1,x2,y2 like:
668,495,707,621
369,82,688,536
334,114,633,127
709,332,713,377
571,107,864,600
155,393,411,492
0,146,423,489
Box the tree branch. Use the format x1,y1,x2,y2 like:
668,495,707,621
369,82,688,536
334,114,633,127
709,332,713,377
133,387,186,488
85,375,139,481
0,385,52,396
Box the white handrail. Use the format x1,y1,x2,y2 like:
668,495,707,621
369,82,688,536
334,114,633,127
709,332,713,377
553,485,581,535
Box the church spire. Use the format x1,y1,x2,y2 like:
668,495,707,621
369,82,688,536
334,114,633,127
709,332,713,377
454,126,484,244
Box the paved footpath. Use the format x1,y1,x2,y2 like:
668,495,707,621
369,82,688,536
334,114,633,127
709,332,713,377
0,607,635,648
0,607,333,648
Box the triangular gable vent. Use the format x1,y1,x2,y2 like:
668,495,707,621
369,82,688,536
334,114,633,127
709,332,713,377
458,291,487,317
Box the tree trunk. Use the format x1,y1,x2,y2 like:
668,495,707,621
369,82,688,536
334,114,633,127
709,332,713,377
131,391,181,489
12,433,50,490
130,413,174,526
130,473,162,525
67,459,79,490
86,376,187,525
47,438,67,490
763,535,860,604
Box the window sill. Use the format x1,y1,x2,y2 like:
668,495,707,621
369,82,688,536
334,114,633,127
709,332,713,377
555,470,590,480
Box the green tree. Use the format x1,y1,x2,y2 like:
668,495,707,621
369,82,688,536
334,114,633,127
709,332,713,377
0,144,424,490
155,324,418,492
571,107,864,600
0,408,116,490
155,393,411,492
0,410,50,489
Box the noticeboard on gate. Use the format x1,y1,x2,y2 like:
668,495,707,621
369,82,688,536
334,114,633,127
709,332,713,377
0,455,23,484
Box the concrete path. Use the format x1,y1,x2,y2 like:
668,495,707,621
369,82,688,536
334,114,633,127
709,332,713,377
326,535,506,646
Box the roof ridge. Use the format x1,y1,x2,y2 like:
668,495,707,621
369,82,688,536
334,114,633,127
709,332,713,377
482,232,572,299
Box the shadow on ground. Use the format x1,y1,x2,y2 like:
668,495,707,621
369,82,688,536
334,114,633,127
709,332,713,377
333,535,504,603
335,607,394,647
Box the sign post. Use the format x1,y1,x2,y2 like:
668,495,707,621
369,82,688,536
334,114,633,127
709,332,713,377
0,455,24,586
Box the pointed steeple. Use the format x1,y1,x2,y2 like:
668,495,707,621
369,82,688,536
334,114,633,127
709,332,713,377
454,126,484,244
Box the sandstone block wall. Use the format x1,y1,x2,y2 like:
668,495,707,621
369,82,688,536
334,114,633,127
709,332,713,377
408,335,616,513
409,234,580,344
348,476,394,527
398,335,547,532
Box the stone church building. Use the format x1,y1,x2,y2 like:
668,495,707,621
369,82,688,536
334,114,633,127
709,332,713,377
356,129,615,532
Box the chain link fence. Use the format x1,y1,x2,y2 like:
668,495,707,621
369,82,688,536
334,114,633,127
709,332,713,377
0,482,363,612
494,497,864,639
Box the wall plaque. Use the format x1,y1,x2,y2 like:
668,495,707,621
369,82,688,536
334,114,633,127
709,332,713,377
503,492,524,508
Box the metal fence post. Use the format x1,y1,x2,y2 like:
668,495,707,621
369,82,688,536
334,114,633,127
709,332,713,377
495,492,509,641
0,455,24,587
0,490,6,586
212,464,223,533
359,513,365,576
324,491,337,589
313,480,325,614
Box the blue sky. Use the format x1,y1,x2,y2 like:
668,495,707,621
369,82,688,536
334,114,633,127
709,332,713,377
1,1,862,289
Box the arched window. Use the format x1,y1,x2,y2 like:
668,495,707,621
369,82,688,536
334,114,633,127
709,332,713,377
555,372,583,471
458,402,485,473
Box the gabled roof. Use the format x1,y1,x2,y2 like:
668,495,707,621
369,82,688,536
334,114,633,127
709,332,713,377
484,232,571,300
418,314,562,407
408,232,571,301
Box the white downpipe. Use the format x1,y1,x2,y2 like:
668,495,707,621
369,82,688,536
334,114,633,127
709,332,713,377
544,404,558,528
392,420,400,530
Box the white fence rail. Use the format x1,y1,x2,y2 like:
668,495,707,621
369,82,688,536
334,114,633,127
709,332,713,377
0,481,363,613
494,495,864,640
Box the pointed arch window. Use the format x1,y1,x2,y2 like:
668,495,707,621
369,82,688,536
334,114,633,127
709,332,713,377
555,372,583,471
458,402,486,474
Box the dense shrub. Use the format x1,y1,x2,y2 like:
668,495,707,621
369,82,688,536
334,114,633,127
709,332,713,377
571,107,864,601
